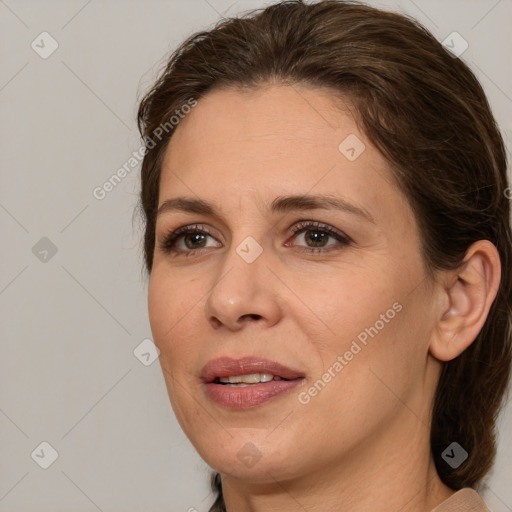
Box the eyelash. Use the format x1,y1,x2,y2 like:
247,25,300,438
159,221,352,257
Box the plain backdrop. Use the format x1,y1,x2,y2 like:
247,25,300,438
0,0,511,511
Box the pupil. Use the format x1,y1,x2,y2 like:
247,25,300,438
305,230,327,247
182,230,328,249
185,233,206,249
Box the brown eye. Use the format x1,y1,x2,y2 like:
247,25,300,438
289,221,352,253
160,224,221,254
183,232,208,249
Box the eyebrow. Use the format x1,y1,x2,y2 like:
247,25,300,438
156,194,375,224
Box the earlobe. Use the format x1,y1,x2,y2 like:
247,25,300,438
429,240,501,362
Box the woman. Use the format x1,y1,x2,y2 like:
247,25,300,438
136,1,511,510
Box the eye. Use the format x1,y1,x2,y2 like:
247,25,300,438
159,224,221,256
287,221,352,253
158,220,352,257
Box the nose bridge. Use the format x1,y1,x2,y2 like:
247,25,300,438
203,233,280,329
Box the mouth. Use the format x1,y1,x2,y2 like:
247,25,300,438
214,372,288,387
201,356,305,383
201,356,305,409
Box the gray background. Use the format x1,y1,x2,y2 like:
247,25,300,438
0,0,511,510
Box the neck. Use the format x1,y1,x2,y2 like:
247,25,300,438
221,413,455,512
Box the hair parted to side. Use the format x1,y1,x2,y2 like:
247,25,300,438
137,1,512,510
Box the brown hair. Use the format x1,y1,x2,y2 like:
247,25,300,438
137,1,512,510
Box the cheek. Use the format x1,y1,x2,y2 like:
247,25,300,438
327,284,433,411
301,265,398,346
148,271,204,366
294,301,419,443
300,261,425,389
149,268,195,328
148,275,171,342
148,272,186,365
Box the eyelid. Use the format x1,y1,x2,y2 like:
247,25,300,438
289,220,352,242
158,220,352,255
158,223,219,253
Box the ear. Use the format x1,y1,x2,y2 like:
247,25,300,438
429,240,501,362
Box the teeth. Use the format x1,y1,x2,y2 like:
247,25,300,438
219,373,275,384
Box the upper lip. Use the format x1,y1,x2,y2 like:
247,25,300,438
201,356,305,383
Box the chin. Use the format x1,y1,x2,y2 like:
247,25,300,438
195,435,303,483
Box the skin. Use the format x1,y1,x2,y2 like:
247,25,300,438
148,84,501,512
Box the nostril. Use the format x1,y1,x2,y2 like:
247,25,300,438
241,314,262,321
210,317,222,329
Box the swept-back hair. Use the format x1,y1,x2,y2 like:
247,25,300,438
137,2,512,509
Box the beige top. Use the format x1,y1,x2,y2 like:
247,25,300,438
431,488,490,511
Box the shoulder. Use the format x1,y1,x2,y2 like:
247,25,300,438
431,488,490,512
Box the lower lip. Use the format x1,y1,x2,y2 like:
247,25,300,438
205,379,304,409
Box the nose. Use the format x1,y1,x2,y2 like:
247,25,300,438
203,244,282,331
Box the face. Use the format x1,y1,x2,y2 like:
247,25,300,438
148,84,442,484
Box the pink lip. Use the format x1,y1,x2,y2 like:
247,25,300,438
201,356,304,383
201,356,305,409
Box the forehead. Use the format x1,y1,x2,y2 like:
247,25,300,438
160,84,393,196
156,84,419,242
167,85,355,158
